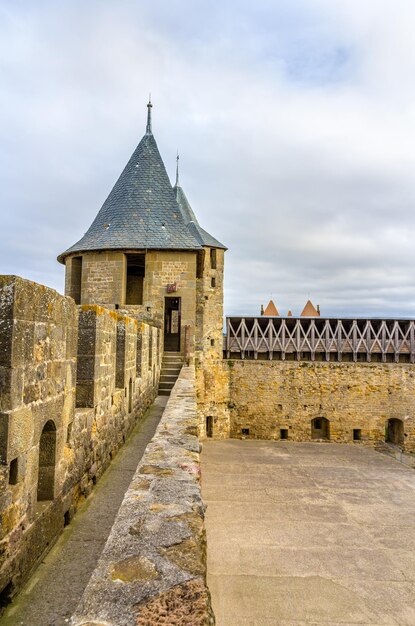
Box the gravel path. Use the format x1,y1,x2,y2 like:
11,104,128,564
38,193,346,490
0,396,167,626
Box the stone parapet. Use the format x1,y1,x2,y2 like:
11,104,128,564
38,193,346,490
71,365,215,626
0,276,161,604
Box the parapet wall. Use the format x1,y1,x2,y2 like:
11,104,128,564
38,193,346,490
226,360,415,450
72,366,214,626
0,276,161,602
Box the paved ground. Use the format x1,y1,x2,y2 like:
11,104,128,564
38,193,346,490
0,396,167,626
201,440,415,626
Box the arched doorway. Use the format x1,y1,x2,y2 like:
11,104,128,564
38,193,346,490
386,418,404,446
311,417,330,440
37,420,57,501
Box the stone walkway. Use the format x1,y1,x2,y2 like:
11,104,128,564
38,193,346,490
201,440,415,626
0,396,167,626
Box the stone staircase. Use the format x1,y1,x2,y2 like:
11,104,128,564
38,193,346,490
158,352,183,396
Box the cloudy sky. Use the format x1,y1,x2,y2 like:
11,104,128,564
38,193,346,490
1,0,415,317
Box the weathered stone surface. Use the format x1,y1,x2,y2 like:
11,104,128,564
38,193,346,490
225,360,415,451
0,276,161,602
112,556,158,582
71,366,214,626
135,578,214,626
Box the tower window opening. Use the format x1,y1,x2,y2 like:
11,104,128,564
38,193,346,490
211,277,216,288
126,254,145,305
280,429,288,440
206,416,213,438
70,256,82,305
353,429,362,441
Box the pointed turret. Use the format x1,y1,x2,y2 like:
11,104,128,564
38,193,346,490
58,103,207,263
173,154,226,250
263,300,279,316
300,300,320,317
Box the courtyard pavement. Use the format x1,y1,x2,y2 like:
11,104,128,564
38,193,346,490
201,440,415,626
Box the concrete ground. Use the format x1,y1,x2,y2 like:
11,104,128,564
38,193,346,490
0,396,167,626
201,440,415,626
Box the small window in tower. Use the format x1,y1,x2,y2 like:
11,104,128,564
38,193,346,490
126,254,145,305
210,249,217,269
280,429,288,440
353,429,362,441
241,428,250,436
211,277,216,288
70,256,82,305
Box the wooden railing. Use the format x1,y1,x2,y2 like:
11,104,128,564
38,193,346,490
224,317,415,363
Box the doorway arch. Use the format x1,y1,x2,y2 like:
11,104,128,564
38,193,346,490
37,420,57,501
311,417,330,440
386,418,404,446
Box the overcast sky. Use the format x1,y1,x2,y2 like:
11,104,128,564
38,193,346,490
1,0,415,317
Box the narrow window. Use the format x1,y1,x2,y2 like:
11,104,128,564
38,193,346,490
280,429,288,440
70,256,82,304
206,416,213,438
210,248,217,269
241,428,250,436
37,420,57,501
128,378,133,413
126,254,145,305
9,458,18,485
353,429,362,441
66,422,72,444
211,277,216,288
210,339,215,347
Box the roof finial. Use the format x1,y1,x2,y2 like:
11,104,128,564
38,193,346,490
175,151,180,186
146,94,152,135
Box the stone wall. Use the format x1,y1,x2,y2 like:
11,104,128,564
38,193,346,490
71,366,214,626
226,360,415,451
195,248,230,439
0,276,161,603
144,250,197,355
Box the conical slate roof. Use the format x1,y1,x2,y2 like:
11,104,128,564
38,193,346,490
173,163,226,250
58,103,224,263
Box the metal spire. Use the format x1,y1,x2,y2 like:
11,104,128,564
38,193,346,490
175,151,180,186
146,95,152,134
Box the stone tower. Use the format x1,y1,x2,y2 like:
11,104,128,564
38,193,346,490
58,101,226,361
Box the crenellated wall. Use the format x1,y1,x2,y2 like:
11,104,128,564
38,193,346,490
0,276,161,601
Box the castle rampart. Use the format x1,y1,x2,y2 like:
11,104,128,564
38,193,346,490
0,275,161,602
71,365,214,626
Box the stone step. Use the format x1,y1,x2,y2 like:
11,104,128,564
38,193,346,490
158,384,175,392
161,367,182,374
158,389,171,396
160,375,179,382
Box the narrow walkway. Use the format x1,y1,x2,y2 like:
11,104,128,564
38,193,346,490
202,440,415,626
1,396,167,626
